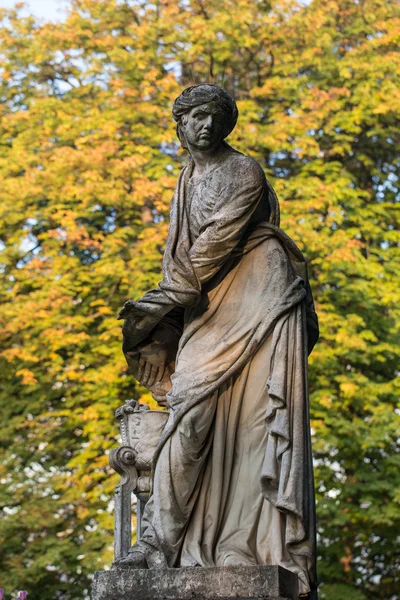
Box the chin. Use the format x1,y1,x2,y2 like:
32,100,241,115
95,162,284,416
194,139,220,151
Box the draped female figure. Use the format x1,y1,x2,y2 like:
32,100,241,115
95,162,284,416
117,84,319,599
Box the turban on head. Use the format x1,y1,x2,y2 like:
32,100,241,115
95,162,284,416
172,84,238,149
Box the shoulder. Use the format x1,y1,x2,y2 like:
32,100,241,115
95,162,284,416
220,151,266,188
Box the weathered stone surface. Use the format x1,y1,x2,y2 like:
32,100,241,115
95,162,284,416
91,565,298,600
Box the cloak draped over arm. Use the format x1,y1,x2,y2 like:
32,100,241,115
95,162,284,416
125,157,268,348
188,158,267,284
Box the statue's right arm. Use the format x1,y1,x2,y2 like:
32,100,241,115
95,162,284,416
189,157,265,285
120,158,264,346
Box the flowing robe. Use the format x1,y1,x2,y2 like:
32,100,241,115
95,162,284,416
124,149,319,598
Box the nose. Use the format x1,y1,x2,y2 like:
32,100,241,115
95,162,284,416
203,115,213,130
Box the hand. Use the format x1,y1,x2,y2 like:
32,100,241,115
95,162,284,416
124,322,180,405
136,340,168,388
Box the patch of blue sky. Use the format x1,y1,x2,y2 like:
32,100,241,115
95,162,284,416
0,0,67,21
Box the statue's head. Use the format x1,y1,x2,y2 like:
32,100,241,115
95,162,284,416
172,84,238,151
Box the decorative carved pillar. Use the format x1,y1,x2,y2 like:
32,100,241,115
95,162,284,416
109,445,138,561
108,399,169,560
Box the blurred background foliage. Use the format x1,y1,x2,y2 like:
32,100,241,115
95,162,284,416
0,0,399,598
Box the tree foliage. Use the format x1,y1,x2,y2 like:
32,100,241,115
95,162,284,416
0,1,399,599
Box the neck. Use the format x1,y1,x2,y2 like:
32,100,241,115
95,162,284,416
188,142,227,175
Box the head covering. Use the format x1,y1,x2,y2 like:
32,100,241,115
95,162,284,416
172,84,238,148
172,84,279,227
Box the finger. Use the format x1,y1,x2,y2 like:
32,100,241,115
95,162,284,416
156,363,166,383
148,364,160,388
137,357,146,381
148,365,159,387
141,361,152,387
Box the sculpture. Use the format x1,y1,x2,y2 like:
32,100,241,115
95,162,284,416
116,84,319,599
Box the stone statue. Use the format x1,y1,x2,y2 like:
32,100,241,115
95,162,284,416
116,84,319,599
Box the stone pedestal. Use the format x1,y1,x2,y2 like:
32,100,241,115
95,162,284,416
91,565,298,600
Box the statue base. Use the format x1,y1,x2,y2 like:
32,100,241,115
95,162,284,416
91,565,298,600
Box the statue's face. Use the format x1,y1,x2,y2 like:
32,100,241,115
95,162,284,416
181,101,227,151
